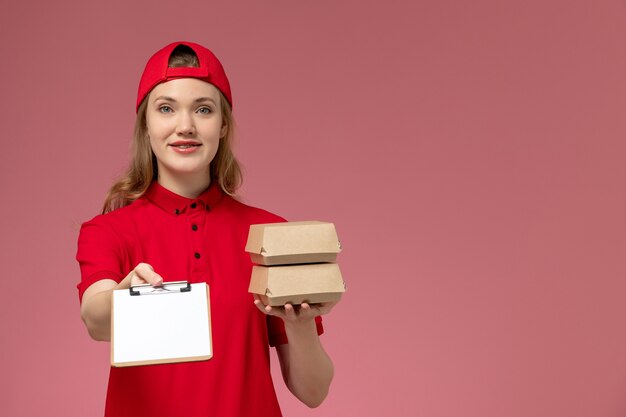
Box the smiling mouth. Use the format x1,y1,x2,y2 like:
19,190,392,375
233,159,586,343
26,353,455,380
170,144,201,149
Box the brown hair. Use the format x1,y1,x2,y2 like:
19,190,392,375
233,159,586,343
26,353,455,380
102,46,242,213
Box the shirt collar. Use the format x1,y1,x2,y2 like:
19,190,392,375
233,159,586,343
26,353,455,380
144,181,223,216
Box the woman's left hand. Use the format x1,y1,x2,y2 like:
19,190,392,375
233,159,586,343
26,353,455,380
255,295,336,407
253,294,338,323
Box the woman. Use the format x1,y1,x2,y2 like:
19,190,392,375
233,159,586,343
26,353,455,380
77,41,336,417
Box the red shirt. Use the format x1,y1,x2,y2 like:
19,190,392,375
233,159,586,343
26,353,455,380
77,181,323,417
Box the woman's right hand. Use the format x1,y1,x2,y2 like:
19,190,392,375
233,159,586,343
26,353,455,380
127,262,164,287
80,262,164,341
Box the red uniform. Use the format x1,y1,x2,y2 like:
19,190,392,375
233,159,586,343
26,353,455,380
77,181,323,417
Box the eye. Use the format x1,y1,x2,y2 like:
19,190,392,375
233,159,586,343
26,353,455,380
196,106,213,115
159,105,173,113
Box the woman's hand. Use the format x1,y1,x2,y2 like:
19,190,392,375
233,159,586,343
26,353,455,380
253,294,337,407
253,295,337,324
127,262,164,287
80,263,164,341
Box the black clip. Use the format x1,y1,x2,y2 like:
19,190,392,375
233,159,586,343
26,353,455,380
129,281,192,296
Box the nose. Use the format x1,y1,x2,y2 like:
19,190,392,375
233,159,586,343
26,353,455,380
175,112,195,136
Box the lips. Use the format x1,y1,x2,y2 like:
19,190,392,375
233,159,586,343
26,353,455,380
169,140,202,149
172,144,200,149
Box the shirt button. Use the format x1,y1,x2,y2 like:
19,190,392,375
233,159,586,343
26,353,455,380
191,224,198,231
175,209,180,215
194,252,201,259
190,203,197,209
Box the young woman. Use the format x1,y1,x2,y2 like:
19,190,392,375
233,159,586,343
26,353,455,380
77,41,336,417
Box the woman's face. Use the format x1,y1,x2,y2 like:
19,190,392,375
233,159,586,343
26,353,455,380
145,78,226,185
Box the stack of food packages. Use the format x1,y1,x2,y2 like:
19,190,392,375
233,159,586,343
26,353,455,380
246,221,346,306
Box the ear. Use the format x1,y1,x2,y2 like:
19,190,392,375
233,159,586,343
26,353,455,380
220,121,228,138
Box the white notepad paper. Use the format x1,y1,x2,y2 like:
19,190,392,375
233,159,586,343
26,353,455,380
111,282,212,367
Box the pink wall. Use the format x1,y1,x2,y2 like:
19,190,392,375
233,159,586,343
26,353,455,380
1,0,626,416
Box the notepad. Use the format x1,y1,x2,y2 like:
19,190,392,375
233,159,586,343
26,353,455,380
111,282,212,367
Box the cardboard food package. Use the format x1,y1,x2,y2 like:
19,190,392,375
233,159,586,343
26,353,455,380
249,263,346,306
245,221,341,266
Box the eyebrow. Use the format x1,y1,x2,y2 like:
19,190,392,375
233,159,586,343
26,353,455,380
153,96,217,105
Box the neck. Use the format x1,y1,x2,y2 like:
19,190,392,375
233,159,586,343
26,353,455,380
157,170,212,199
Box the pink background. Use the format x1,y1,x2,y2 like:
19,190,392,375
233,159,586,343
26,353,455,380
1,1,626,416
